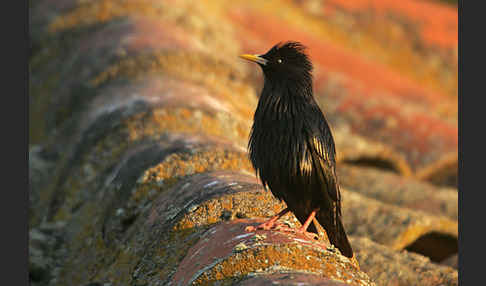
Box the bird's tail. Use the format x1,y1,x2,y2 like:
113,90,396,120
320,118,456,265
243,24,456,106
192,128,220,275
332,216,353,258
316,211,353,258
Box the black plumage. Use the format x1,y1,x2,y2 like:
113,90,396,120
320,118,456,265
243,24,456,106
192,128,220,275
240,41,353,258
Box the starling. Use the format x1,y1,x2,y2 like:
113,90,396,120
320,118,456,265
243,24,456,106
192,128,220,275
240,41,353,258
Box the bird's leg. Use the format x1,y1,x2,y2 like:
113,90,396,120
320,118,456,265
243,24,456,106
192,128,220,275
245,208,290,232
299,209,317,232
296,209,320,240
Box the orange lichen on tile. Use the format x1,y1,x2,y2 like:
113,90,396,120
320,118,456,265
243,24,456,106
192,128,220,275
174,220,372,285
195,245,337,284
324,0,457,49
141,150,252,183
130,149,254,206
173,192,287,232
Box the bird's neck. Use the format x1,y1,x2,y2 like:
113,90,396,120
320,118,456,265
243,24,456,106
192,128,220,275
259,77,315,113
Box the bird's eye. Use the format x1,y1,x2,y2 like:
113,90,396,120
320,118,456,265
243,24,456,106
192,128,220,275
277,59,282,64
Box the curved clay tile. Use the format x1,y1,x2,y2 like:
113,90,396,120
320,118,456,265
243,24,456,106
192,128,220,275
341,189,457,257
351,236,458,286
337,164,457,220
172,219,372,285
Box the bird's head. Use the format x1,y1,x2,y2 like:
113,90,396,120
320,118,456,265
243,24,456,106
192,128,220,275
240,41,313,83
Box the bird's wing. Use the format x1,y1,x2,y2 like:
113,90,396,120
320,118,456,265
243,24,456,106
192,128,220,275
307,135,340,203
309,137,340,202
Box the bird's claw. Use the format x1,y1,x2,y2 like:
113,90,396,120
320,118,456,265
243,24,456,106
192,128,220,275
271,225,320,240
302,231,319,240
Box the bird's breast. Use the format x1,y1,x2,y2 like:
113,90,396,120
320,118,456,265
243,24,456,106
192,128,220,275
250,113,310,177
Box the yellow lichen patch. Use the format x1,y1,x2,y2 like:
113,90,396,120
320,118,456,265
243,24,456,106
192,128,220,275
193,244,368,286
126,149,255,229
124,108,250,146
141,150,253,184
90,50,256,119
173,192,287,233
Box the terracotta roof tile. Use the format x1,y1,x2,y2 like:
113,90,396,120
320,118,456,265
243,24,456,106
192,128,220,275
29,0,458,285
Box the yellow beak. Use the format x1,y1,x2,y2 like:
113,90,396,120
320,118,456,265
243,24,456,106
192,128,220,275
239,54,268,65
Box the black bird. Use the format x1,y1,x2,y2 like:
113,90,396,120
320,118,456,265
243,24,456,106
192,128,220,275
240,41,353,258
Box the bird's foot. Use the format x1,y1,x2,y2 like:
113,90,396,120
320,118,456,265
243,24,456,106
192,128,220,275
245,208,291,232
273,225,319,240
272,208,320,241
245,220,288,232
245,222,319,241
